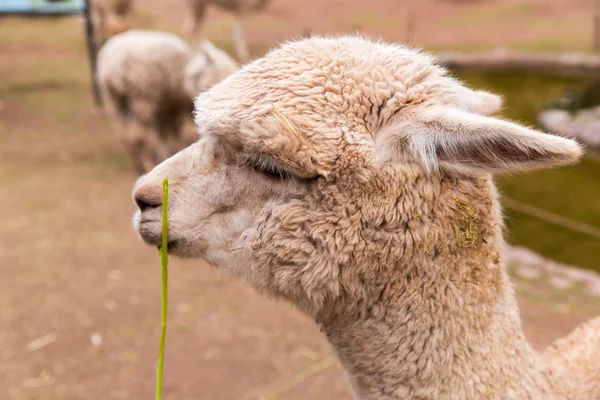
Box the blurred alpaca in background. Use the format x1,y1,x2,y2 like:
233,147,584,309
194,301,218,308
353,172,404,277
184,0,270,61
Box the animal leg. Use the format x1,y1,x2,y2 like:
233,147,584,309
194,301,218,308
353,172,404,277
122,119,151,174
127,122,169,174
90,4,106,47
232,13,249,62
125,101,170,174
158,107,192,156
185,0,208,48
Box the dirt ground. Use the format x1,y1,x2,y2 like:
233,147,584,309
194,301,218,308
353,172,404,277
147,0,595,54
1,1,599,399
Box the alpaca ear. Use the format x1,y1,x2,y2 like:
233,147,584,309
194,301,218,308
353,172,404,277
456,86,503,116
199,40,215,64
376,105,583,174
471,90,503,115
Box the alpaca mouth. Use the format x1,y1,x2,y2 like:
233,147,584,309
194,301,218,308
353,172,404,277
135,212,181,252
137,219,166,247
139,227,179,252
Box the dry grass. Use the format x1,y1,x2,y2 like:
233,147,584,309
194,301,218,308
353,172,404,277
257,356,337,400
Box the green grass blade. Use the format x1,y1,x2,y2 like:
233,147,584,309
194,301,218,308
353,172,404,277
156,178,169,400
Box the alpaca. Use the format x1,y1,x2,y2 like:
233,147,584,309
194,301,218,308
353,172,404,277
184,0,270,61
89,0,133,46
97,30,194,174
98,30,238,174
131,36,599,399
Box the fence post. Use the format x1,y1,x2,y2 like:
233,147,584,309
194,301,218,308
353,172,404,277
83,0,102,106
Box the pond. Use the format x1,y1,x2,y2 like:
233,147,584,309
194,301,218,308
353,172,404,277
454,70,600,273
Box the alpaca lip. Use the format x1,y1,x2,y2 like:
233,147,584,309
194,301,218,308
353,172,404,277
140,232,177,250
137,220,164,247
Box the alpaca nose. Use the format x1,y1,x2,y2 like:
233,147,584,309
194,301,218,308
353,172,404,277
134,184,162,212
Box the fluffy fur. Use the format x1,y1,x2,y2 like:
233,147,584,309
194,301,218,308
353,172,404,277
98,30,238,174
184,0,270,61
131,36,597,399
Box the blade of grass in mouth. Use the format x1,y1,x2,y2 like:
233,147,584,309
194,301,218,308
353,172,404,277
155,178,168,400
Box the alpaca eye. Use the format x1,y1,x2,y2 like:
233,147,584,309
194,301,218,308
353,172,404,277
249,155,319,183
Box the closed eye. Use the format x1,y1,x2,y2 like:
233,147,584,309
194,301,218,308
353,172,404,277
258,163,293,179
250,157,319,183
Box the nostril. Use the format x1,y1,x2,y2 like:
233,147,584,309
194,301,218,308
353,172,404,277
136,197,154,213
134,188,162,212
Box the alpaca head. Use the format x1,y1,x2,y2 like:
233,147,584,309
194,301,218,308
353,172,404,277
133,36,581,318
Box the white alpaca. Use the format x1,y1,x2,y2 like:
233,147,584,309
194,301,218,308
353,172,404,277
97,30,238,174
184,0,270,61
131,36,599,399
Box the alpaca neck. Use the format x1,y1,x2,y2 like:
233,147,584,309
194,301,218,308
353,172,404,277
319,266,554,400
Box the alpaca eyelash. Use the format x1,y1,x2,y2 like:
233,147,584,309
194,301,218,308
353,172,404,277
252,159,320,183
244,153,320,183
245,154,290,180
257,162,293,180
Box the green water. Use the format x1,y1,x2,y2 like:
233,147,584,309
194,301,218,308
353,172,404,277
454,70,600,272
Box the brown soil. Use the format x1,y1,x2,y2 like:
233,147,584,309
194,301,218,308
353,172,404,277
145,0,595,54
1,1,598,399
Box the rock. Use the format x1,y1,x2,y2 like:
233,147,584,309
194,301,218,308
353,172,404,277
580,120,600,147
506,245,600,298
538,109,573,137
538,106,600,147
549,275,574,290
90,333,103,346
517,264,542,280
